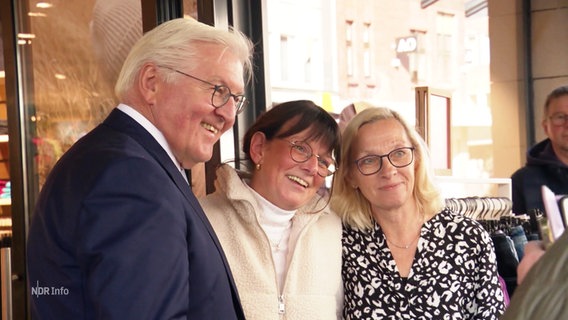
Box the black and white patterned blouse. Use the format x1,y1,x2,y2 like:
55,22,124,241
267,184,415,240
342,208,505,320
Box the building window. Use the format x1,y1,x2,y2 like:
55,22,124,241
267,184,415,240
280,35,289,81
346,20,354,77
363,22,372,78
435,12,455,83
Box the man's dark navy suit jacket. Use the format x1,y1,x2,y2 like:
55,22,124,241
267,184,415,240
27,108,245,319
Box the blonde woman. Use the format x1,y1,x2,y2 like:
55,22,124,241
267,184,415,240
331,107,505,319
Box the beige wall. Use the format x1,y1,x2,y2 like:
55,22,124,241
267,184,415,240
489,0,568,178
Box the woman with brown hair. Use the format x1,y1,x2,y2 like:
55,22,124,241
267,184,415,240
200,100,343,320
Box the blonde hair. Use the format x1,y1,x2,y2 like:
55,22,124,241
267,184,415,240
330,107,444,230
115,18,254,100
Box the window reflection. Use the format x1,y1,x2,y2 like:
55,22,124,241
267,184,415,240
22,0,198,189
266,0,492,179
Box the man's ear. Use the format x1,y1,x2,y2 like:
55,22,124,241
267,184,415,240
249,132,267,165
542,118,551,137
139,63,159,104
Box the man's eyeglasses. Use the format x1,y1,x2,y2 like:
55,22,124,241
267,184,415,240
548,113,568,127
285,140,337,177
354,147,415,176
159,66,248,114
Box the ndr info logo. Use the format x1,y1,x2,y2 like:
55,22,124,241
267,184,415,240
31,281,69,297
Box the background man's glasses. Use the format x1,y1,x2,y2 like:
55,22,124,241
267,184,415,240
548,113,568,127
285,140,336,177
160,66,248,114
354,147,415,176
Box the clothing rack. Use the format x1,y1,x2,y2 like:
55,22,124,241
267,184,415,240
445,196,513,220
445,196,534,238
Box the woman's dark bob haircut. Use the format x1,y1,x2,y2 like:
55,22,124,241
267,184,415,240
242,100,341,166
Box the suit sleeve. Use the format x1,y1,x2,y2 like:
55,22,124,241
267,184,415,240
76,157,189,320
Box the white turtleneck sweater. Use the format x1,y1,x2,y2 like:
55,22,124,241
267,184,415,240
247,184,295,291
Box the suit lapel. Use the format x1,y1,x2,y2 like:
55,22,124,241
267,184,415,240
102,109,244,314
